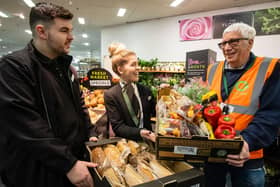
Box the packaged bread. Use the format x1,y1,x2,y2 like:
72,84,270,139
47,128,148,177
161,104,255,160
127,140,140,156
103,168,125,187
124,164,145,186
149,160,174,178
104,144,125,170
91,147,107,175
116,139,131,160
137,162,156,182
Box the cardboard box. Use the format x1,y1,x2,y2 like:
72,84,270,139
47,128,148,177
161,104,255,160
156,136,243,163
156,88,243,163
86,138,204,187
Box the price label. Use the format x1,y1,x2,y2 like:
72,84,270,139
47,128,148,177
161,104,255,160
174,146,198,155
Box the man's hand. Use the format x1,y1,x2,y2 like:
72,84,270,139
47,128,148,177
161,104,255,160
140,129,156,142
89,136,98,142
67,160,97,187
226,140,250,167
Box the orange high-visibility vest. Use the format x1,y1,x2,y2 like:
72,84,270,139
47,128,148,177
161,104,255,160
207,57,279,159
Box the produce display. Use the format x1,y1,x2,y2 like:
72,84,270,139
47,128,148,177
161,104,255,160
90,139,175,187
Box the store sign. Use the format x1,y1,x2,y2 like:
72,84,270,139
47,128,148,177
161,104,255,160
186,49,216,81
87,68,113,89
213,12,253,39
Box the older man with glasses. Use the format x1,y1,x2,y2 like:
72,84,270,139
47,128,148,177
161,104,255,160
205,22,280,187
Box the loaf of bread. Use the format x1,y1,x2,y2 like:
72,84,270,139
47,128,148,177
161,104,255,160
103,168,125,187
91,147,106,175
149,160,174,178
127,140,140,156
124,164,145,186
104,144,125,170
137,162,156,182
117,139,131,160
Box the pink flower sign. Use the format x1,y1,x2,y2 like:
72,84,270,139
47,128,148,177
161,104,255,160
180,17,213,41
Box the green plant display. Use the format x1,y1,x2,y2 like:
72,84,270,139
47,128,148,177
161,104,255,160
138,58,158,67
138,71,185,99
254,8,280,35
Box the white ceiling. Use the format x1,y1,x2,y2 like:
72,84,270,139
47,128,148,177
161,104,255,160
0,0,278,60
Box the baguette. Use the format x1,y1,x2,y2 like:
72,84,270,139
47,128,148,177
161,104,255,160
103,168,125,187
117,139,131,160
149,160,174,178
124,164,145,186
137,162,156,182
104,144,125,170
127,140,140,156
91,147,106,175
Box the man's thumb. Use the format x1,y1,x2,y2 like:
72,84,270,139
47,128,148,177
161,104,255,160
84,161,98,168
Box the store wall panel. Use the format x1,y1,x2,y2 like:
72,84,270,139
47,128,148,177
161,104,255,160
101,1,280,66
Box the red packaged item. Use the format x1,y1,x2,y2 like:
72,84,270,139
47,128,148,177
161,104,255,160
218,114,235,127
203,105,222,129
214,125,236,139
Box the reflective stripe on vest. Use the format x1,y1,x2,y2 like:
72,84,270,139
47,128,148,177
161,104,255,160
232,57,272,115
208,63,219,85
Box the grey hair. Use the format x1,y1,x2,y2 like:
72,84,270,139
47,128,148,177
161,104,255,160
223,22,256,39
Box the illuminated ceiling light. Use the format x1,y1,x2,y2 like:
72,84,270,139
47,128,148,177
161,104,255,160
170,0,184,7
25,29,32,35
82,33,88,38
23,0,35,8
0,38,2,42
0,23,2,27
19,13,25,19
83,42,89,46
117,8,126,17
0,11,8,18
14,13,25,19
78,17,85,24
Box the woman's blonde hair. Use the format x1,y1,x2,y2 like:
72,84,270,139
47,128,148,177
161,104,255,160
108,42,136,76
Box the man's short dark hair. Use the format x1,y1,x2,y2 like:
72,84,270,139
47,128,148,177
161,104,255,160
29,2,73,35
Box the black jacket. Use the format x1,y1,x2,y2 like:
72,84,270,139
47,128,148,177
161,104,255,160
104,83,155,140
0,41,92,187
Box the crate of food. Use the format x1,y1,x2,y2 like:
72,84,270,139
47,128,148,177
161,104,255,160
156,136,243,163
85,138,204,187
156,87,243,163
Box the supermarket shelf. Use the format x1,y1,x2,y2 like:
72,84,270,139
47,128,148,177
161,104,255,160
139,70,185,73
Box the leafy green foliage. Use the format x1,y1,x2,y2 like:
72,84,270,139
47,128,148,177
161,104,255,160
254,8,280,35
138,58,158,67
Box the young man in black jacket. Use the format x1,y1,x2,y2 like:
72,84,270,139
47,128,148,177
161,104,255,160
0,3,96,187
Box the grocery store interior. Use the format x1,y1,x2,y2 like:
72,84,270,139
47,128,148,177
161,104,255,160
0,0,280,186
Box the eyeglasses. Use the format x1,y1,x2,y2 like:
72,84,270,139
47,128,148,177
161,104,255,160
218,38,249,49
